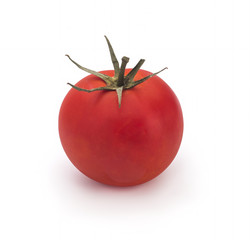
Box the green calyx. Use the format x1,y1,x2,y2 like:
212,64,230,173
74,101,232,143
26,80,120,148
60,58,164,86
66,36,167,107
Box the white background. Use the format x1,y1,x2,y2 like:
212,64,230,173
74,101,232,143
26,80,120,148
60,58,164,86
0,0,250,239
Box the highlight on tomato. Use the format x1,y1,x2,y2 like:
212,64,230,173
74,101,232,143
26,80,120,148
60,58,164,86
59,36,183,186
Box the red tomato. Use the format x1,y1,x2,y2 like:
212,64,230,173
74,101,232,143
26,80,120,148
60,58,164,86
59,37,183,186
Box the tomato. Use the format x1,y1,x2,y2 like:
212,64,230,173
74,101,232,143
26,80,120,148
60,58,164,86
59,37,183,186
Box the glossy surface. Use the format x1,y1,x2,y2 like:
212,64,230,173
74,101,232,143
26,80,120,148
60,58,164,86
59,69,183,186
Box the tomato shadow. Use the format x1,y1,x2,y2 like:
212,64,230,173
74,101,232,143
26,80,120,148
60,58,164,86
69,152,189,197
75,165,177,192
54,148,193,216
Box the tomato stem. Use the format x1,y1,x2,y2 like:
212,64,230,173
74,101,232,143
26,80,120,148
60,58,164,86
104,35,120,78
116,86,123,108
66,36,168,108
65,54,113,85
67,83,115,92
117,57,129,87
124,59,145,85
128,67,168,88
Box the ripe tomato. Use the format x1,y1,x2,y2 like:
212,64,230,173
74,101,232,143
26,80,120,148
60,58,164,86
59,37,183,186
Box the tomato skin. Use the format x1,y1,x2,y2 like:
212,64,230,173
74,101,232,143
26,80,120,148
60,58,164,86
59,69,183,186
